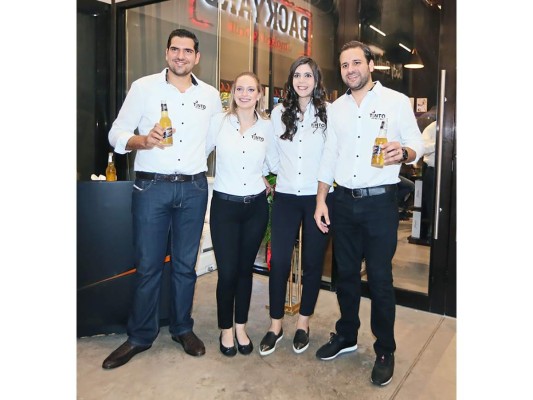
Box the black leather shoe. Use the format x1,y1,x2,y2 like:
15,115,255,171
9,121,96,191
172,331,206,356
219,332,237,357
102,341,151,369
235,333,253,355
292,328,310,354
259,328,283,356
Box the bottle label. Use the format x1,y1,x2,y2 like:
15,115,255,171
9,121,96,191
163,127,173,139
372,144,382,156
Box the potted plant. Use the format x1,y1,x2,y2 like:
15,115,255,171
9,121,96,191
263,173,277,269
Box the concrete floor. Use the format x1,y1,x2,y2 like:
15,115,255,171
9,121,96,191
77,272,456,400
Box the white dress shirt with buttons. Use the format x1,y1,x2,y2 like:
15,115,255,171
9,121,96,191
206,113,279,196
318,81,424,189
108,69,222,174
271,102,333,195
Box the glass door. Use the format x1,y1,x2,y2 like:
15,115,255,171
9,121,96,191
356,0,455,315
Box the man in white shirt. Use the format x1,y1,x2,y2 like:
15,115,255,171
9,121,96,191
421,120,437,240
103,29,222,369
313,40,424,386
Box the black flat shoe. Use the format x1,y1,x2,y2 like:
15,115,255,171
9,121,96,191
293,328,310,354
259,328,283,356
235,333,253,355
219,332,237,357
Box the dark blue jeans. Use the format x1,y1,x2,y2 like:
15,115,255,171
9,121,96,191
332,186,398,355
127,176,208,346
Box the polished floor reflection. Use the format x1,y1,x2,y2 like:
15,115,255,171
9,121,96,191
364,219,431,294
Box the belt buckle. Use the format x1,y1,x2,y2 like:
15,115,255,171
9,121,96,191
351,189,363,199
243,195,252,204
170,174,184,182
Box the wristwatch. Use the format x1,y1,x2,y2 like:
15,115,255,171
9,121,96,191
400,147,409,162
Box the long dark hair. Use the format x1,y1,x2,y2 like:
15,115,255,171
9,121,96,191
280,56,327,141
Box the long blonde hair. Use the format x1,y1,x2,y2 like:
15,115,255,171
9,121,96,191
227,72,268,119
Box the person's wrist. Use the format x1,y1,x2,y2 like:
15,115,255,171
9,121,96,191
401,147,409,162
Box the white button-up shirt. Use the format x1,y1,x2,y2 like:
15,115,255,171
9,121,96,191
422,121,436,167
108,69,222,174
271,103,333,195
318,81,424,189
206,113,279,196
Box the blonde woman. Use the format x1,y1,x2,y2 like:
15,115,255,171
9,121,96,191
206,72,278,357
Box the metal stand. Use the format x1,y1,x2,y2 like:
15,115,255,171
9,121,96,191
284,225,303,315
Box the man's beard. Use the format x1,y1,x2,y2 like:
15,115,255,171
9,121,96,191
344,72,369,91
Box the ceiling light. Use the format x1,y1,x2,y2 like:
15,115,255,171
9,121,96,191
399,43,411,53
373,55,390,70
404,49,424,69
369,25,386,37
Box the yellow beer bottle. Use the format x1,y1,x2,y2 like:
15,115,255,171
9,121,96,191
105,152,117,181
160,100,173,146
371,120,388,168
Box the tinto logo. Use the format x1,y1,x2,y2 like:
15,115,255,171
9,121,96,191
251,133,265,142
194,100,207,110
369,111,386,120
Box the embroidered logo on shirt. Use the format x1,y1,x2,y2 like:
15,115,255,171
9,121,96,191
251,133,265,142
369,110,386,120
311,121,326,132
193,100,206,110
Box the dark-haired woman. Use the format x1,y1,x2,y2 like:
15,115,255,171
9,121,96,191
259,57,333,356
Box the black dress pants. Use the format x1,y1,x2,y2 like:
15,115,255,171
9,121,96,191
210,193,268,329
268,192,332,319
332,186,398,356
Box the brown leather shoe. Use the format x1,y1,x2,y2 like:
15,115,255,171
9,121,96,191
172,331,206,356
102,341,152,369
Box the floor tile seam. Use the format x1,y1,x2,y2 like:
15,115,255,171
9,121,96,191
389,315,445,399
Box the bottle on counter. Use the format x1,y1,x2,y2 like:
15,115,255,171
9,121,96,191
105,152,117,181
160,100,173,146
371,119,388,168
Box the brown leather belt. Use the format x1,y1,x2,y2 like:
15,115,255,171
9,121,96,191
135,171,205,182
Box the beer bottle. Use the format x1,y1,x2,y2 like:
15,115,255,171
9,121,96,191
160,100,173,146
105,152,117,181
371,119,388,168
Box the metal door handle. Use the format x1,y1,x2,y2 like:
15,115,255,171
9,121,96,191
434,70,446,240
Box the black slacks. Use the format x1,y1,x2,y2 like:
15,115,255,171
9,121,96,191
268,192,332,319
210,192,268,329
332,186,398,356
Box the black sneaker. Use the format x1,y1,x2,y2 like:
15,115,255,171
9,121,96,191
371,353,395,386
292,328,310,354
315,332,357,360
259,328,283,356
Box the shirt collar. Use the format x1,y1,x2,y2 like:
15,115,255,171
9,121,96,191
162,68,199,86
345,80,381,97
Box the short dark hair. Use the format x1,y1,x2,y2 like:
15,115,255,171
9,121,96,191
167,29,199,52
339,40,374,63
